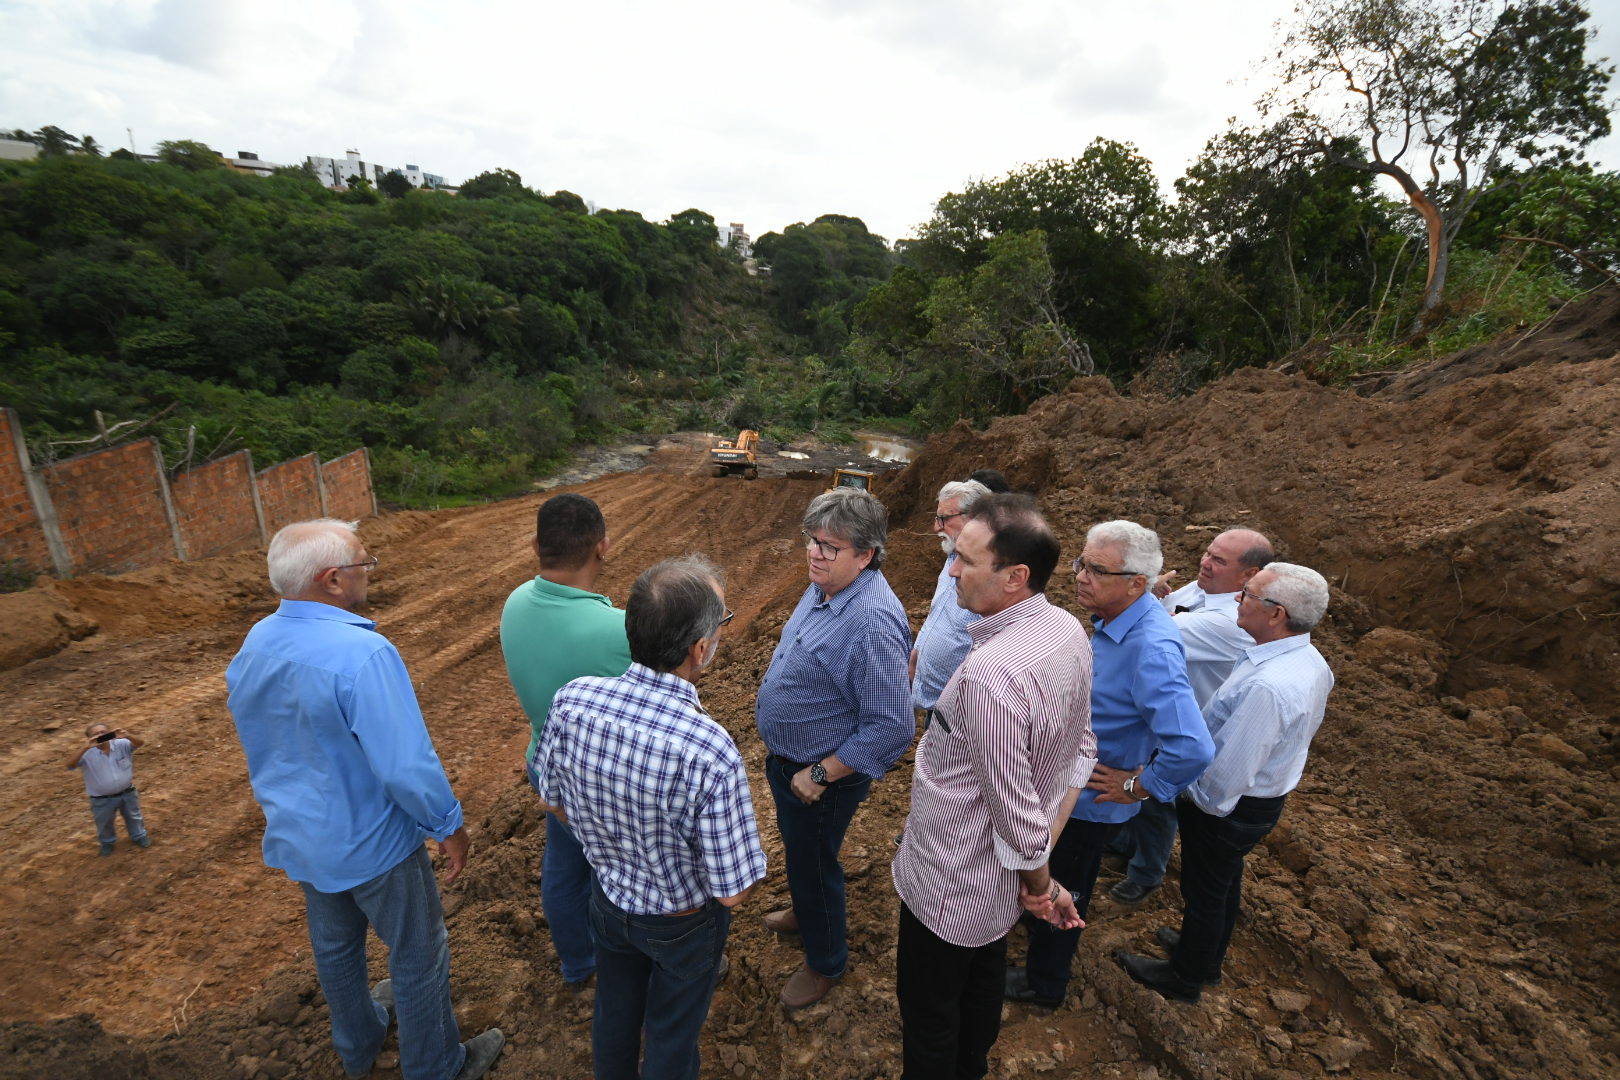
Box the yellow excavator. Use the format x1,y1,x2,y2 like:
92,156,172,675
709,430,760,478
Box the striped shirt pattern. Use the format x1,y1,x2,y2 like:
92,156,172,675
893,594,1096,947
1188,634,1334,817
911,552,981,711
754,569,914,779
531,664,766,914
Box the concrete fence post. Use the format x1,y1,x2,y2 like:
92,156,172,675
151,438,187,562
7,407,73,578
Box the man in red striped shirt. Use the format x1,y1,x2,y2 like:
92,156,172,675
891,494,1097,1080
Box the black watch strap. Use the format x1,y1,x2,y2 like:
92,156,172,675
809,762,831,786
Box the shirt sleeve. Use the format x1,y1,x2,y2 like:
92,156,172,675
1175,610,1250,666
1131,640,1215,802
957,674,1054,872
530,699,566,806
346,645,464,841
1194,680,1292,816
695,754,768,899
832,620,916,778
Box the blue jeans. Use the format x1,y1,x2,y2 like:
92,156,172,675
1020,818,1121,1000
300,846,465,1080
1172,794,1286,985
765,754,871,978
589,883,730,1080
543,812,597,982
89,788,147,847
1110,797,1177,887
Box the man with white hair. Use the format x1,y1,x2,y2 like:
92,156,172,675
227,519,503,1080
1116,562,1334,1004
1007,520,1213,1009
1109,528,1275,906
910,478,993,718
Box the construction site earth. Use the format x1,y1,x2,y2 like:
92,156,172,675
3,290,1619,1079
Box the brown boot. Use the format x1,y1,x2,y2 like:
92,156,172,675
763,908,799,934
780,964,839,1009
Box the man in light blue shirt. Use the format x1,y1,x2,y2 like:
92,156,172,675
1117,562,1334,1003
228,519,502,1080
1008,520,1214,1009
909,478,991,714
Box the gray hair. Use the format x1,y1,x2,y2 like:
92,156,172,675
267,518,360,597
936,479,991,513
1085,520,1164,579
626,555,726,672
1260,561,1330,633
803,488,889,569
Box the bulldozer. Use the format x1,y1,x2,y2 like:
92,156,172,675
709,429,760,478
830,468,873,491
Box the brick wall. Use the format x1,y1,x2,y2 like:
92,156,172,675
320,449,376,522
171,450,264,559
0,408,54,573
257,453,325,537
44,438,181,575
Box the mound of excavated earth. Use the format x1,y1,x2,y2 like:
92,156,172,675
3,291,1617,1079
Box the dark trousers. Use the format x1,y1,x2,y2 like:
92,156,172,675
1172,794,1286,985
765,754,871,978
1020,817,1121,1000
897,902,1008,1080
588,883,730,1080
1109,796,1178,887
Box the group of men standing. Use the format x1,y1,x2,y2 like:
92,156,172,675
220,471,1334,1080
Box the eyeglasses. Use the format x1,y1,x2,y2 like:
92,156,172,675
803,532,846,560
933,512,964,526
327,555,378,575
1238,586,1285,611
719,608,735,626
1072,556,1138,579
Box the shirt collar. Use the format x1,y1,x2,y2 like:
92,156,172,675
1243,632,1313,664
531,575,613,605
623,662,703,708
1093,589,1157,642
968,592,1049,644
274,598,375,630
813,567,878,613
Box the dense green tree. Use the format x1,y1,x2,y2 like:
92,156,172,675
378,169,413,200
1263,0,1614,329
458,168,529,200
156,139,225,171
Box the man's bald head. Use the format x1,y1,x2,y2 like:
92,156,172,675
1197,528,1275,595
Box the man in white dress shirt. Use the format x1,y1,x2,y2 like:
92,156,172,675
1115,562,1334,1002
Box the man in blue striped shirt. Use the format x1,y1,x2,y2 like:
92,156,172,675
1116,562,1334,1003
755,487,914,1009
909,478,992,715
531,556,765,1080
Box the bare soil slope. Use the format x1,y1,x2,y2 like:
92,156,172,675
3,291,1618,1079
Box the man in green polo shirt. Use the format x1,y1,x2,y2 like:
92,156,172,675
501,493,632,989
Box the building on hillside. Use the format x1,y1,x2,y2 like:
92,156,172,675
306,149,446,190
716,221,751,258
0,138,38,161
225,150,280,178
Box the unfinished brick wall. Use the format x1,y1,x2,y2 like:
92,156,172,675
171,451,264,560
0,408,55,574
257,453,325,537
320,449,376,523
44,438,181,575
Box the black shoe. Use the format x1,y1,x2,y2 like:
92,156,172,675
1003,968,1062,1009
1151,928,1222,986
455,1028,504,1079
1115,951,1202,1004
1109,879,1159,905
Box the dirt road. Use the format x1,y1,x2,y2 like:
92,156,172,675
3,292,1619,1079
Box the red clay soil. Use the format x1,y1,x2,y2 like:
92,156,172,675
3,289,1618,1079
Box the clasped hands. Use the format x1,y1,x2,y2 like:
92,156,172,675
1019,880,1084,930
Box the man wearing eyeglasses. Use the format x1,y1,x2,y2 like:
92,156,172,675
1116,563,1334,1003
755,487,914,1009
1108,528,1275,907
500,494,633,991
227,519,504,1080
893,494,1095,1079
531,557,765,1080
910,479,993,717
1006,520,1214,1010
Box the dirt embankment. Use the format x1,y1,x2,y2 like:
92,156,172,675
2,291,1618,1079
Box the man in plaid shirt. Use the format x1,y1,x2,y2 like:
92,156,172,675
530,556,765,1080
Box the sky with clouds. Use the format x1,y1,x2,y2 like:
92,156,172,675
3,0,1617,243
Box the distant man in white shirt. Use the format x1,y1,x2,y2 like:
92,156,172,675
909,478,993,716
1116,561,1334,1003
892,493,1095,1080
1109,528,1274,905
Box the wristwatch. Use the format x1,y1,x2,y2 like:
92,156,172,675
1123,773,1150,801
809,763,831,786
